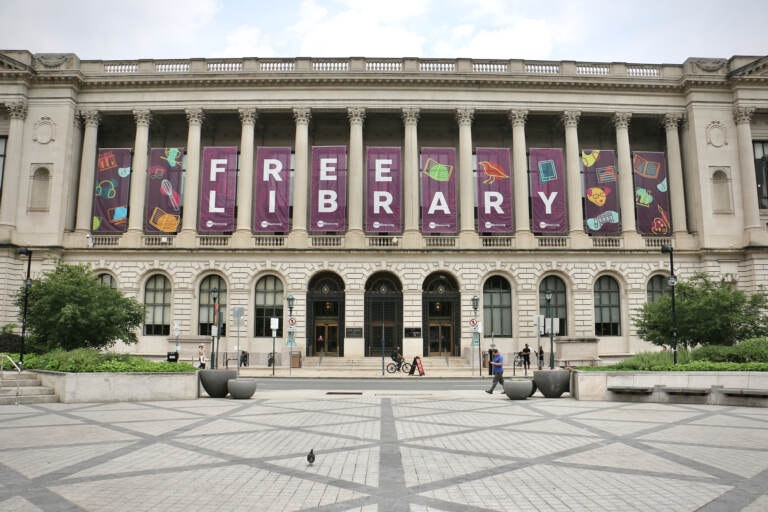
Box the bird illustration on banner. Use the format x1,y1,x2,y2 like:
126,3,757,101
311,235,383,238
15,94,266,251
478,161,509,184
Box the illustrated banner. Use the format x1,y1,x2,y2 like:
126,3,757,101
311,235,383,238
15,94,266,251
92,148,132,233
310,146,347,232
529,148,567,234
581,149,620,235
254,147,291,233
476,148,514,233
366,146,401,233
633,151,671,236
199,146,238,232
420,147,457,233
145,147,184,233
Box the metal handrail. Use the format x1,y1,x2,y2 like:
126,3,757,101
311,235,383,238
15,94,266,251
0,354,23,406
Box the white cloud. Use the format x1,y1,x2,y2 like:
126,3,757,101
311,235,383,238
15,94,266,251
221,26,275,58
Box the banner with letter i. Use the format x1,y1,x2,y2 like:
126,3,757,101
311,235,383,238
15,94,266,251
366,146,401,233
581,149,620,235
632,151,671,236
310,146,347,232
254,147,291,233
199,146,238,232
92,148,132,233
145,147,184,233
421,147,457,233
476,148,513,233
529,148,567,234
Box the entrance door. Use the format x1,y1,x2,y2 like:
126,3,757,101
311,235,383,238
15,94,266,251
428,323,453,356
314,323,339,356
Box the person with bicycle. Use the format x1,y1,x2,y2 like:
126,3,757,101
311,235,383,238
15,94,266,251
390,346,404,371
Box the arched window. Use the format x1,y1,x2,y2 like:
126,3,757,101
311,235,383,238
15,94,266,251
199,275,227,336
97,273,116,289
144,275,171,336
254,276,283,337
594,276,621,336
29,167,51,211
539,276,567,336
647,275,670,303
483,276,512,336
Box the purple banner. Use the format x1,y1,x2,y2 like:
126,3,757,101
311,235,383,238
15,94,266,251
633,151,671,236
476,148,514,233
254,147,291,233
92,148,132,233
530,148,567,234
366,147,401,233
310,146,347,232
144,147,184,233
199,146,238,232
581,149,620,235
421,147,457,233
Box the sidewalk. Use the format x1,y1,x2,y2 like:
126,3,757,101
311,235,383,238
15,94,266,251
234,366,539,378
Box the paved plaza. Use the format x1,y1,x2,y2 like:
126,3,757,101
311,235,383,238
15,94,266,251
1,391,767,511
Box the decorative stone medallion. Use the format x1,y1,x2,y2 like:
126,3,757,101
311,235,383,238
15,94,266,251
693,58,727,72
705,120,727,148
33,115,56,145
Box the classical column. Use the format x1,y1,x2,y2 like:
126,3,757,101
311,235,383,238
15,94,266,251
181,108,204,234
663,113,688,235
127,109,151,234
402,108,420,248
734,106,768,245
614,112,637,235
75,110,100,233
562,110,584,237
0,101,28,241
457,108,476,246
236,108,257,234
347,107,365,247
508,109,530,237
289,108,311,246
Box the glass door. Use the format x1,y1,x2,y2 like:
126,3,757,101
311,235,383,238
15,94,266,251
314,323,339,356
428,323,453,356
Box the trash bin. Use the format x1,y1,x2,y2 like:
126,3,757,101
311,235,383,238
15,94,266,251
166,351,179,363
291,351,302,368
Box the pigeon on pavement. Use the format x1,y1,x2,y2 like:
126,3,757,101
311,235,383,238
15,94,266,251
307,449,315,466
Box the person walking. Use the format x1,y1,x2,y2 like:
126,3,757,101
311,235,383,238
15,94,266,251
521,344,531,371
537,346,544,369
197,344,207,369
485,348,504,394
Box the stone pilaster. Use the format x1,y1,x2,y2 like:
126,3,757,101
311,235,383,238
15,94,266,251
0,101,28,242
75,110,100,237
178,108,204,245
289,108,311,248
457,108,478,248
562,110,588,246
734,106,768,246
663,113,688,236
126,110,151,243
235,108,257,245
402,108,421,248
508,109,533,247
614,112,639,244
347,107,366,248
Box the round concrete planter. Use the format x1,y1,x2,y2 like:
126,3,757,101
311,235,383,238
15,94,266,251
503,379,534,400
533,370,571,398
199,369,236,398
227,379,257,399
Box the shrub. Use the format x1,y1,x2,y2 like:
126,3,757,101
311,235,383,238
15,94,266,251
733,338,768,362
690,345,734,362
1,349,196,373
610,349,692,371
576,361,768,372
690,338,768,363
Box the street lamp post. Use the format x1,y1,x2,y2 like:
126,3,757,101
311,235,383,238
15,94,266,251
210,287,218,369
471,295,479,377
661,245,678,365
545,289,554,369
17,248,32,366
287,294,295,377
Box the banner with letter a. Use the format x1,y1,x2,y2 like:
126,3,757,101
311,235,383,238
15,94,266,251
310,146,347,232
254,147,291,233
199,146,238,232
421,147,457,233
633,151,671,236
366,147,401,233
145,147,184,233
529,148,567,234
581,149,620,235
476,148,513,233
92,148,132,233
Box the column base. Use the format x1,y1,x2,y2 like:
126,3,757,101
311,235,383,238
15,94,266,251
232,229,253,249
288,229,309,249
514,230,535,249
673,231,699,250
622,231,644,250
459,230,480,249
345,229,365,249
568,230,590,249
123,229,142,247
402,229,422,249
176,229,197,248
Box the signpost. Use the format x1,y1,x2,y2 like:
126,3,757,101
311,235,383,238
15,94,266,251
286,316,296,376
271,317,279,376
534,315,543,370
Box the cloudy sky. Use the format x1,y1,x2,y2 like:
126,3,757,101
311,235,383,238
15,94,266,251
1,0,766,62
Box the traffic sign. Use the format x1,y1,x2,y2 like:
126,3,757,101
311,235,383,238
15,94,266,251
667,275,678,287
288,317,296,332
469,318,478,327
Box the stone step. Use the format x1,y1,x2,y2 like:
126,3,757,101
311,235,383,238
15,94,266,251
0,386,55,396
0,371,39,381
0,394,58,406
0,378,42,387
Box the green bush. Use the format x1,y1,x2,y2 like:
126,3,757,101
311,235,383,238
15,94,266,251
690,338,768,363
576,361,768,372
609,349,692,371
1,349,196,373
733,338,768,362
690,345,733,362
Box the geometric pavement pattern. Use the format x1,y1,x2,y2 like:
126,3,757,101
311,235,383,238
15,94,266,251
1,395,767,511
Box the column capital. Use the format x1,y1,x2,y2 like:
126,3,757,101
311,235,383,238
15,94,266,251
507,109,528,127
561,110,581,128
456,108,474,127
80,110,100,127
347,107,366,125
184,108,204,126
734,105,755,125
133,109,152,127
238,107,258,125
401,107,420,126
6,100,28,120
293,107,312,125
663,113,682,130
613,112,632,129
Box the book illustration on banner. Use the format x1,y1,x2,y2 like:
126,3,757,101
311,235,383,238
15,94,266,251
107,205,128,226
317,220,339,228
596,166,617,184
95,179,117,199
633,153,661,179
260,220,283,228
149,207,179,232
586,186,611,207
635,188,654,207
651,205,670,235
98,151,117,171
484,221,506,229
539,221,560,229
478,161,509,184
657,178,668,192
92,216,103,231
205,220,229,228
428,221,451,229
373,221,395,229
423,158,453,182
581,150,600,167
160,148,183,168
117,167,131,178
160,179,180,210
538,159,557,183
148,165,165,179
586,210,619,231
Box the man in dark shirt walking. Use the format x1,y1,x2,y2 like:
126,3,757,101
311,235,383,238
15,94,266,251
485,348,504,394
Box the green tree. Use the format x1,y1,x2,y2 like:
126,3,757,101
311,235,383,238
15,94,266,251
14,263,145,352
634,273,768,348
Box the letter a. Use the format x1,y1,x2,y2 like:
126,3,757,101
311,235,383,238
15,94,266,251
428,192,450,215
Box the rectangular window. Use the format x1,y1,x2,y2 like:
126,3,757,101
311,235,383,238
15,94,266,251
754,141,768,209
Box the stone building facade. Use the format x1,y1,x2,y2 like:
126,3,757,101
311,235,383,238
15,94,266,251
1,51,768,365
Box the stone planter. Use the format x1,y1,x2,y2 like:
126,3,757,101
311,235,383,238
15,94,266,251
503,379,534,400
199,369,236,398
533,370,571,398
227,379,257,399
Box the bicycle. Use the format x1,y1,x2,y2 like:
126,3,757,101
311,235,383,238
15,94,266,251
386,359,412,374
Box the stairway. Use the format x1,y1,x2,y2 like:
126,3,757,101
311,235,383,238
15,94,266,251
0,372,58,405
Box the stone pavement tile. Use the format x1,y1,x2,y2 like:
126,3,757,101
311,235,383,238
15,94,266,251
0,495,43,512
0,424,139,449
612,402,705,412
573,408,701,423
400,445,505,487
0,405,48,416
570,418,662,436
154,403,244,416
0,413,84,428
229,404,300,417
396,420,475,441
556,442,715,478
0,442,134,479
642,442,768,478
741,494,768,512
503,418,600,437
270,446,379,486
65,442,227,478
177,418,276,437
524,404,610,417
248,411,373,428
417,410,541,428
730,407,768,416
690,414,768,429
303,419,380,441
112,418,203,436
327,406,383,420
639,424,768,450
69,408,202,423
266,399,377,412
50,464,368,512
410,505,449,511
